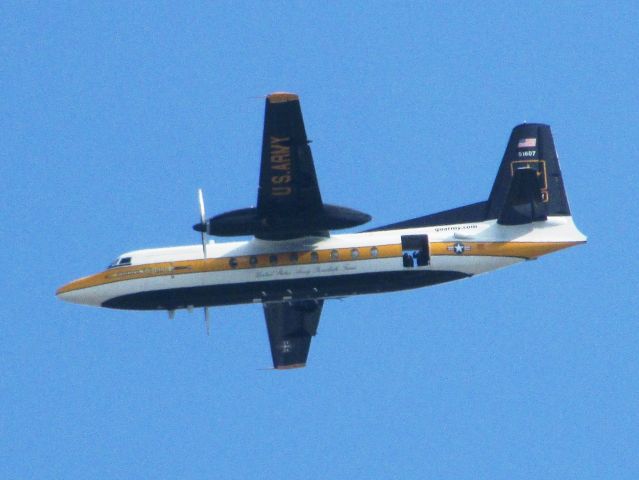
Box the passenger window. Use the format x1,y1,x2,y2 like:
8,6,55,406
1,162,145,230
269,254,278,265
310,251,319,263
229,257,238,268
370,247,379,257
351,249,359,259
289,252,298,263
249,256,258,266
330,249,339,260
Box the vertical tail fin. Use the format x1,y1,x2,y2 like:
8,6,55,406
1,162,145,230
486,124,571,224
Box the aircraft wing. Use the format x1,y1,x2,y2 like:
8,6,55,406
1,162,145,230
263,300,323,369
202,92,370,239
257,93,326,239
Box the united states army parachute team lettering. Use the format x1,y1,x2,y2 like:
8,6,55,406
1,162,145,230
57,92,586,369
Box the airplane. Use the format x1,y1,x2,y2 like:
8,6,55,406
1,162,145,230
57,92,587,370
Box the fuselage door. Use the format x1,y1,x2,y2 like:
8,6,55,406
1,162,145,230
401,235,430,267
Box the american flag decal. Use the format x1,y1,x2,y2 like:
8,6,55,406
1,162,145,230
518,137,537,148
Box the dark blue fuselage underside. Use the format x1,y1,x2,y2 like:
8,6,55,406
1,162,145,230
102,270,470,310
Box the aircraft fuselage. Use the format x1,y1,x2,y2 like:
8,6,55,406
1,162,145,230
57,216,585,311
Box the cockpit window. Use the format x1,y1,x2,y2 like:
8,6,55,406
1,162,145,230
107,256,132,269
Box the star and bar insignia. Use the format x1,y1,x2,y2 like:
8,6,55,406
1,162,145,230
447,242,471,255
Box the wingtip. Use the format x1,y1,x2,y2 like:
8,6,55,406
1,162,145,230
274,363,306,370
267,92,299,103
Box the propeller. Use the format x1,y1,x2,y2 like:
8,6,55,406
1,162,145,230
197,188,208,259
196,189,212,335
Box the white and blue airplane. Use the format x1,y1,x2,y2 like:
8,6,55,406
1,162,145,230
57,92,586,369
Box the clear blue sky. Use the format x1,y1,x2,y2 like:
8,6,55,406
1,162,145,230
3,2,638,478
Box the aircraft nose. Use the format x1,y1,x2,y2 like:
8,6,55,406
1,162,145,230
56,278,103,306
56,286,84,305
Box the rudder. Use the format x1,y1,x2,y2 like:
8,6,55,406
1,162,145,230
486,124,571,223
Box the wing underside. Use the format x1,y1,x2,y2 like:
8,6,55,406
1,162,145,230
263,299,323,369
257,93,326,239
201,92,370,239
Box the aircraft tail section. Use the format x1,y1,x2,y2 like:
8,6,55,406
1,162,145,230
487,123,571,223
367,123,578,233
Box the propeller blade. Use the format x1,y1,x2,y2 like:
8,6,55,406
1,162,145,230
204,307,210,336
198,188,206,224
200,232,207,258
197,188,208,259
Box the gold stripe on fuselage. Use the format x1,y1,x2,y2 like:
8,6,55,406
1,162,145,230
56,244,402,295
56,241,582,295
433,241,580,258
